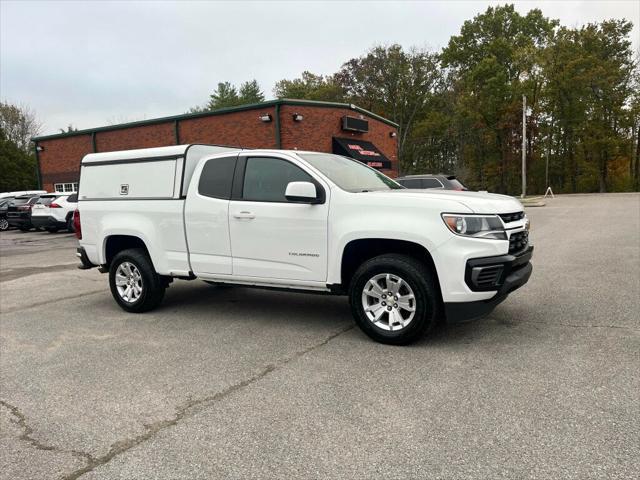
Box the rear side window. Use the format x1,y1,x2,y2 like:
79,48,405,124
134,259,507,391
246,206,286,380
399,179,421,188
38,197,55,205
198,156,237,199
242,157,312,202
422,178,443,189
67,194,78,203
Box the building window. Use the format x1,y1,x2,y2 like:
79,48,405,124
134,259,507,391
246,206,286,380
54,182,78,193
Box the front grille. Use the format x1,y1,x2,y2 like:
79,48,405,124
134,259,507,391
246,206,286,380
499,211,524,223
509,231,529,254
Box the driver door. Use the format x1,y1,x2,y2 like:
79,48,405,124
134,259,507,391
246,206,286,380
228,155,329,282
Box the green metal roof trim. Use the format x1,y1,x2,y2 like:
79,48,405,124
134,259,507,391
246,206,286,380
32,99,398,142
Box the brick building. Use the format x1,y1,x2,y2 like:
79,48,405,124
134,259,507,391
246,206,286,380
32,99,399,193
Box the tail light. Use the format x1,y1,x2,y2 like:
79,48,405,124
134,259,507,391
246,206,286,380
73,209,82,239
50,203,62,208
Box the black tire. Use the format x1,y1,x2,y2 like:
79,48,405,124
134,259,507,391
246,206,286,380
0,218,8,231
19,226,30,232
47,227,59,233
109,248,166,313
348,254,441,345
66,216,75,232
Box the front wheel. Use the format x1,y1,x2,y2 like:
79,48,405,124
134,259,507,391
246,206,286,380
109,248,166,313
349,254,441,345
0,218,8,231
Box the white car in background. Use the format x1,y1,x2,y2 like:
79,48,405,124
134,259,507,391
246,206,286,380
31,193,78,233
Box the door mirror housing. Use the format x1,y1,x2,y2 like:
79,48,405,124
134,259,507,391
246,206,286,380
285,181,319,203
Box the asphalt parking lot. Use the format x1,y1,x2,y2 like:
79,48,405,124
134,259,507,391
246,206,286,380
1,193,639,480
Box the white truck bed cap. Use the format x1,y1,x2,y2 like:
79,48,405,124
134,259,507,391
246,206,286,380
80,144,241,199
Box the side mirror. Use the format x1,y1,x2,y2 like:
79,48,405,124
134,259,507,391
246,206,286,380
285,181,318,203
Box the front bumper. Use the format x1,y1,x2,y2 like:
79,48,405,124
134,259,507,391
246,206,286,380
444,246,533,323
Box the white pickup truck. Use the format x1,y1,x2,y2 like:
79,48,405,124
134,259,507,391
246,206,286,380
75,144,532,344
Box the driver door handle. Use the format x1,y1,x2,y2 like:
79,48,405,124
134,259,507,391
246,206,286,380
233,211,255,220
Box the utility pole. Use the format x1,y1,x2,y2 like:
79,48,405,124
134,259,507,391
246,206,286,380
521,94,526,199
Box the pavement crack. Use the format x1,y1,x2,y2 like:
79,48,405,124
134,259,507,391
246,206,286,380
528,320,639,331
0,399,95,464
61,323,354,480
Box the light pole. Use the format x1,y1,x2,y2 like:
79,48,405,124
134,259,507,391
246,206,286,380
521,94,526,199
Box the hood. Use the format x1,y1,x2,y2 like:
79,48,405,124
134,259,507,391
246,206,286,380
363,189,524,214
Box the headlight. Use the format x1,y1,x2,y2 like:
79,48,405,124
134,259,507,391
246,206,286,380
441,214,507,240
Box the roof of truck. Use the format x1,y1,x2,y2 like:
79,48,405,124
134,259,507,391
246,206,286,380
81,144,241,165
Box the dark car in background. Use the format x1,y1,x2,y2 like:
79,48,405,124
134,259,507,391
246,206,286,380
6,194,60,232
396,174,468,191
0,197,13,231
6,196,41,231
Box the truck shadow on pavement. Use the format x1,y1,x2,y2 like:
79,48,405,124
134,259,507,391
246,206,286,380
90,280,530,347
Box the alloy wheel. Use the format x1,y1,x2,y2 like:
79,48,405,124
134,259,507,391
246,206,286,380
361,273,416,331
115,262,143,303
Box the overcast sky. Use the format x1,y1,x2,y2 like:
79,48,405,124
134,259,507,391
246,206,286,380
1,0,638,136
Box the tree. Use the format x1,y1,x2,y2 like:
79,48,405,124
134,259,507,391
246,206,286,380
0,128,37,191
440,5,557,193
207,81,240,110
336,45,441,164
274,71,345,102
189,80,266,113
0,101,41,153
59,124,78,133
239,80,265,104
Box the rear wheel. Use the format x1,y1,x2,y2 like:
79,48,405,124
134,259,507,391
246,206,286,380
109,248,166,313
349,254,441,345
0,218,8,231
47,227,59,233
19,226,30,232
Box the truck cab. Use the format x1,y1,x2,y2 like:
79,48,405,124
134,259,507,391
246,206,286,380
76,145,533,344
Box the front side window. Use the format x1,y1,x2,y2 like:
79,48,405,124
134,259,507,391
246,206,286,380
243,157,312,202
198,156,237,199
298,153,402,192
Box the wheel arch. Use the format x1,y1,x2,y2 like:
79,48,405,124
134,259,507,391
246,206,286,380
103,234,153,269
339,238,442,300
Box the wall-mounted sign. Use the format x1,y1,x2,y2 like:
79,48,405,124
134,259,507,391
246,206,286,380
332,137,392,169
342,116,369,133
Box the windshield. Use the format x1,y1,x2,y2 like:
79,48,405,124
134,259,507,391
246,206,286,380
298,153,403,192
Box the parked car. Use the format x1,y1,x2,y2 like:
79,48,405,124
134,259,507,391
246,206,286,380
75,144,532,345
7,194,57,231
0,197,13,231
31,193,78,233
396,174,468,191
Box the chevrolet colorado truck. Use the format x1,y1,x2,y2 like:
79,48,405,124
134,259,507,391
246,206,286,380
75,144,533,344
